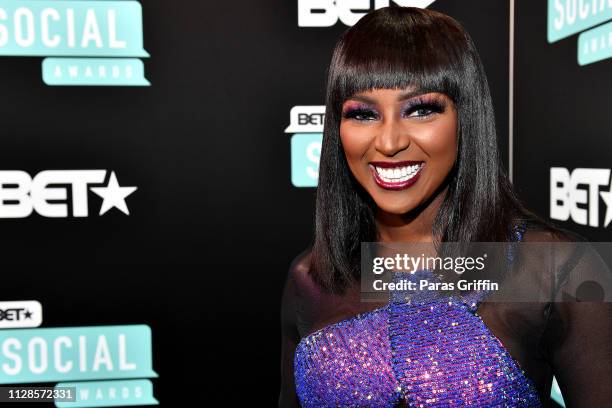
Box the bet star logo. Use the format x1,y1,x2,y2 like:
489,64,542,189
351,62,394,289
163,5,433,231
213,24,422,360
91,172,137,215
0,301,43,328
551,167,612,228
0,170,137,218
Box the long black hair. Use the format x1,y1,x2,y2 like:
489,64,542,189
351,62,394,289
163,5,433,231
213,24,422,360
310,6,560,294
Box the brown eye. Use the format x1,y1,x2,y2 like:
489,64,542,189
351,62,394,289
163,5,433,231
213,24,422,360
402,99,446,120
409,107,435,118
342,108,379,122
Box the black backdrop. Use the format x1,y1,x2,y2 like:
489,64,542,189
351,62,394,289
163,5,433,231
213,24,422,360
0,0,607,406
514,0,612,242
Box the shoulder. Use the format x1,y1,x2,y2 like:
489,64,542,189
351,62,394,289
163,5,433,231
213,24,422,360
520,220,588,243
288,248,312,284
282,248,313,309
281,250,311,333
285,247,327,303
281,248,320,334
520,223,588,268
520,223,611,300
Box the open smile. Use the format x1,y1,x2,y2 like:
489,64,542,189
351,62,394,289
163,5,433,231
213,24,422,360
368,160,425,190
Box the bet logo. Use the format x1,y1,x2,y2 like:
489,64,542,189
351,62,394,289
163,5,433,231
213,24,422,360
0,170,137,218
550,167,612,228
298,0,437,27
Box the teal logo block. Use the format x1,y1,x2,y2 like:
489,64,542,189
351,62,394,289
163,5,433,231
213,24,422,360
0,0,150,85
547,1,612,66
578,20,612,65
54,379,158,407
550,376,566,407
43,58,150,86
0,325,157,384
0,1,148,57
290,133,321,188
548,0,612,43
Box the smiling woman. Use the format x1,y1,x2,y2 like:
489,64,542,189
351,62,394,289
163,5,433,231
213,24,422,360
340,89,457,213
279,5,612,408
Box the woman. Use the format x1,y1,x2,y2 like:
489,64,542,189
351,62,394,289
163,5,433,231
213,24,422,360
280,6,612,407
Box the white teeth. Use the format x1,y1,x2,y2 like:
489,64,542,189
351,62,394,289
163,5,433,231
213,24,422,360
373,163,423,183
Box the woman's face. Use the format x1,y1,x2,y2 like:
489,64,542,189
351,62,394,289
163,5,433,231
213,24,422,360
340,87,458,215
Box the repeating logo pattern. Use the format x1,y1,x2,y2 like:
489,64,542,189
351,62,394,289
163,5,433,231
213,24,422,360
550,167,612,228
0,0,149,85
548,0,612,65
286,106,324,188
297,0,436,27
0,170,137,218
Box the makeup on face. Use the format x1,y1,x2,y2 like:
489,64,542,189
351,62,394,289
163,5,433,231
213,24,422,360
341,94,448,123
368,160,425,190
340,92,450,191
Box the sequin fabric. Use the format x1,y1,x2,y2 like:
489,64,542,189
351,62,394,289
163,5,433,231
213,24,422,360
294,224,542,407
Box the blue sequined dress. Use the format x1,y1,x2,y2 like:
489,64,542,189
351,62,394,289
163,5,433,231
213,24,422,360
293,224,543,407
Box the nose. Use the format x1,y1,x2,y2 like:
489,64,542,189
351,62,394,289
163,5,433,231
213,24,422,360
374,116,410,157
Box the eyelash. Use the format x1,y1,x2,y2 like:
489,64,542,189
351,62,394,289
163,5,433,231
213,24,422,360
342,98,446,122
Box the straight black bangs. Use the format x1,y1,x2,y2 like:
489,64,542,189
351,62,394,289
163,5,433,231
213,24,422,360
328,7,469,111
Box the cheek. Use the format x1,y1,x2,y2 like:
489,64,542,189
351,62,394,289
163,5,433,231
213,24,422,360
412,118,458,164
340,123,372,167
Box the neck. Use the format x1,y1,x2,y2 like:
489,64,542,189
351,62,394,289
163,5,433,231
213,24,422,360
375,183,449,243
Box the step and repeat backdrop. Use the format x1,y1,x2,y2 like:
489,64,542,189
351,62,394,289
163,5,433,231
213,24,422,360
0,0,607,406
514,0,612,242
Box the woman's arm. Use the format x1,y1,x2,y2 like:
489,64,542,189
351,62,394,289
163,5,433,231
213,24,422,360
545,301,612,407
279,251,310,407
543,242,612,407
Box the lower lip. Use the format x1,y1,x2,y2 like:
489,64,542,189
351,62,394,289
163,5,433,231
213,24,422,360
369,164,424,190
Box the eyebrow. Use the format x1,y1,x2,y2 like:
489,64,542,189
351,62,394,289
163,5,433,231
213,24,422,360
346,89,431,105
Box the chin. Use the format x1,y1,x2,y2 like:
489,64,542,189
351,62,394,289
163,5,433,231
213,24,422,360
372,197,417,215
